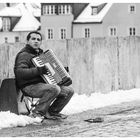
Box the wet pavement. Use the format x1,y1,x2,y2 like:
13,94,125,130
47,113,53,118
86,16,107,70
1,99,140,137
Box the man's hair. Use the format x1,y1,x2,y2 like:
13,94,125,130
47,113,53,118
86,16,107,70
26,31,42,41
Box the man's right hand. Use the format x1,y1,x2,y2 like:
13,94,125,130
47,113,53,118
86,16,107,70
37,65,49,74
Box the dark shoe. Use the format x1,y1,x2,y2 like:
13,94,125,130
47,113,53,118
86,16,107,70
49,112,68,119
29,110,44,120
44,112,59,120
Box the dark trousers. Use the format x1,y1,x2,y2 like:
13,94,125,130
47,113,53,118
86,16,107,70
22,83,74,115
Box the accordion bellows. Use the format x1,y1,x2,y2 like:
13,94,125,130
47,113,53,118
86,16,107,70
32,49,72,86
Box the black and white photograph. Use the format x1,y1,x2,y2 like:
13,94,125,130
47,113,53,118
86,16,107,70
0,0,140,137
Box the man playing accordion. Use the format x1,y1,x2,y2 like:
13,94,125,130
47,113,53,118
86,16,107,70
14,31,74,120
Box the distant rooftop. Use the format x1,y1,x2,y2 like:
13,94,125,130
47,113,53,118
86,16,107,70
0,3,41,17
74,3,113,23
0,3,41,31
13,9,40,31
0,6,22,17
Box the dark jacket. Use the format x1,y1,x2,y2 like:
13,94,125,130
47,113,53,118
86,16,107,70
14,44,45,89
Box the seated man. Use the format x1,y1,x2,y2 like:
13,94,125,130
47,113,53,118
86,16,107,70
14,31,74,120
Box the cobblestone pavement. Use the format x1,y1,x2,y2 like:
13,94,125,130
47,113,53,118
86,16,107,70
1,100,140,137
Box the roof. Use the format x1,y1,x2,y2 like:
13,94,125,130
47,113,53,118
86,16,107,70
14,3,41,17
73,3,113,23
13,6,40,31
0,3,41,17
0,3,41,31
0,6,22,17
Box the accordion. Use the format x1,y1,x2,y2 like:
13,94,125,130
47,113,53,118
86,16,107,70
32,49,72,86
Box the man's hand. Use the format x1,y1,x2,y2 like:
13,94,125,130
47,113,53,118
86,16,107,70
64,67,69,72
37,65,49,74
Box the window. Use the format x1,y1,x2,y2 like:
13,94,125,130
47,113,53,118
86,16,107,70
66,5,71,14
2,18,11,31
43,5,56,15
91,6,98,15
43,4,72,15
62,5,65,14
60,28,66,39
46,28,53,39
85,28,90,38
42,5,46,15
129,5,136,14
4,37,8,43
15,36,19,42
109,27,117,36
129,27,136,36
58,5,72,14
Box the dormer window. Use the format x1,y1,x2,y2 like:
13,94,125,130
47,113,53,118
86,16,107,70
2,17,11,31
43,4,72,15
91,6,98,15
58,5,72,15
43,5,56,15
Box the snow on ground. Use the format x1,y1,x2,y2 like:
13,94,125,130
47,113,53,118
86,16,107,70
0,111,42,130
1,88,140,129
62,88,140,114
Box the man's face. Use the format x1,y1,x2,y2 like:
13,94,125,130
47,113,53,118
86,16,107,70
27,33,42,50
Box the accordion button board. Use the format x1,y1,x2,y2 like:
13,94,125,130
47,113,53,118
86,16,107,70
32,49,72,86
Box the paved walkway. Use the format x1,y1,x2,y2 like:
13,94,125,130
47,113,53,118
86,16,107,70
1,100,140,137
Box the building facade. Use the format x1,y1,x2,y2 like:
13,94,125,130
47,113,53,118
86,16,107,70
40,3,88,40
73,3,140,38
0,3,140,43
41,3,140,40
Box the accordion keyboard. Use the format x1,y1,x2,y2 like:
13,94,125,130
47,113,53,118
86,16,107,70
42,51,70,78
32,49,72,86
33,57,57,85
